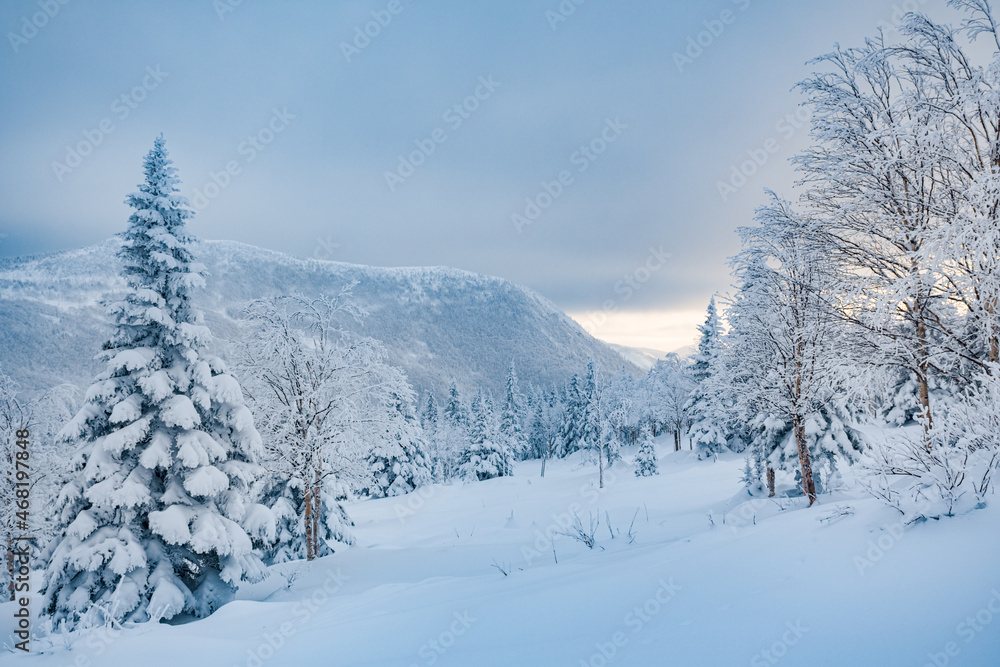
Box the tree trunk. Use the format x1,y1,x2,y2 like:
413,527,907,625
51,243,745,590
674,428,681,452
303,481,314,561
766,467,775,498
793,415,816,506
913,288,933,451
598,441,604,489
311,465,322,560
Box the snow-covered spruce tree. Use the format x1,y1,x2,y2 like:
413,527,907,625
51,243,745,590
364,390,432,499
602,387,630,467
607,366,640,448
582,361,614,489
41,137,267,630
500,361,527,462
420,392,448,481
238,293,409,563
634,426,658,477
421,392,439,434
525,386,545,460
433,381,471,481
686,298,739,458
443,381,470,430
458,390,510,481
559,374,586,457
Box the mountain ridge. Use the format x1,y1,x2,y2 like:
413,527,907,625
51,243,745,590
0,238,637,400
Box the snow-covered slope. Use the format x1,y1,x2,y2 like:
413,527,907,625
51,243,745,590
608,344,666,371
7,440,998,666
0,239,634,397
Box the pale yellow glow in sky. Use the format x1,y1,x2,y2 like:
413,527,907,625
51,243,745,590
567,308,706,355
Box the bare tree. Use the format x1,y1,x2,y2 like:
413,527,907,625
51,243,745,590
239,291,412,562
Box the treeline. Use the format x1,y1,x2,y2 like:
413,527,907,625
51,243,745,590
418,355,695,486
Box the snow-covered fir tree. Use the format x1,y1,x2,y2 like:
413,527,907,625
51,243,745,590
634,426,658,477
458,390,510,481
420,391,450,481
443,381,470,429
560,374,587,456
582,361,614,488
421,392,439,434
41,137,267,630
432,381,471,480
686,298,738,458
500,361,527,461
364,390,432,498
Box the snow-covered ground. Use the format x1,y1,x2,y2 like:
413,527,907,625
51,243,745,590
4,438,999,666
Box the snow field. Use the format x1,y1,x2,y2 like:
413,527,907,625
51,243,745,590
3,438,999,666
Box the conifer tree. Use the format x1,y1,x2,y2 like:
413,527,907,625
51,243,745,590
444,381,470,429
458,391,510,481
686,298,737,458
365,391,432,498
421,392,439,433
42,137,266,629
634,426,659,477
500,361,526,463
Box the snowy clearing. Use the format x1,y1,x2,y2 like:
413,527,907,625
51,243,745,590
5,439,998,667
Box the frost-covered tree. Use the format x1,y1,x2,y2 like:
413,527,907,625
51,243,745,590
606,366,641,447
795,24,971,446
764,1,1000,513
420,392,449,481
458,391,510,481
581,361,613,488
686,299,738,458
430,381,471,480
559,374,587,456
443,381,470,430
726,194,862,504
41,137,267,630
238,292,410,563
602,387,630,467
421,392,439,433
634,426,659,477
885,4,1000,376
500,361,527,462
364,391,432,498
530,387,562,477
648,354,693,451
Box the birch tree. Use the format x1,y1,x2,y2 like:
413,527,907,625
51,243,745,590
238,293,410,562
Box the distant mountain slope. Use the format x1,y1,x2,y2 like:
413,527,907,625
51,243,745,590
608,344,668,371
0,239,635,399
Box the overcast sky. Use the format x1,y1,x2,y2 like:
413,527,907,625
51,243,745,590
0,0,954,351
